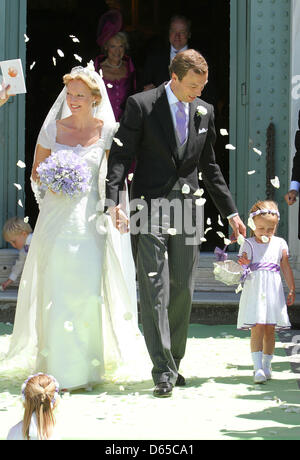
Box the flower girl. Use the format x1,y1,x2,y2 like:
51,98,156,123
7,373,60,440
237,200,295,383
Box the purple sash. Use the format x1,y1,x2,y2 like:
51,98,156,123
241,262,280,283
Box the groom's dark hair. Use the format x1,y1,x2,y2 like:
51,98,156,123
169,49,208,81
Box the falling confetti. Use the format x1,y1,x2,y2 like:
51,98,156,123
225,144,236,150
17,160,26,169
261,236,269,243
13,183,22,191
248,216,256,231
30,62,36,70
182,184,190,194
24,217,29,223
167,228,177,236
52,57,57,66
128,173,134,181
74,54,82,62
57,49,64,57
107,83,113,88
270,176,280,189
248,170,256,175
217,231,225,238
204,227,212,235
18,199,23,208
224,238,231,246
69,35,80,43
237,234,245,246
195,198,206,207
253,147,262,156
24,34,30,43
218,215,224,227
198,172,203,181
207,218,211,225
113,138,123,147
194,188,204,197
148,272,158,277
220,129,228,136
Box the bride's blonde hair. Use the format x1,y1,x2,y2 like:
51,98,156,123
22,374,59,440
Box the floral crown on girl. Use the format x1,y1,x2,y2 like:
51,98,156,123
21,373,60,407
249,208,280,221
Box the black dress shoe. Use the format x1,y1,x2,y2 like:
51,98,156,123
153,382,173,398
175,374,186,387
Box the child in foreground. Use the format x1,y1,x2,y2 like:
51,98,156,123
1,217,33,291
237,200,295,384
6,373,60,440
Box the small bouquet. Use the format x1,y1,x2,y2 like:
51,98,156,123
37,150,92,197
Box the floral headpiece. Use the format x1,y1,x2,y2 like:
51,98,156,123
21,373,60,407
249,208,280,221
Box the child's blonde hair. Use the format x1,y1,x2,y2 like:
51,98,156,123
2,217,32,241
22,373,59,440
249,200,279,236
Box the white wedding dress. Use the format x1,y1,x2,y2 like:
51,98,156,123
0,120,150,390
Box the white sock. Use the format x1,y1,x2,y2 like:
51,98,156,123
251,351,263,371
263,354,273,370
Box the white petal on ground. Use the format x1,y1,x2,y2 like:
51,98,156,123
270,176,280,189
64,321,74,332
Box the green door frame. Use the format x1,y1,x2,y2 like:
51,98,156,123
0,0,27,248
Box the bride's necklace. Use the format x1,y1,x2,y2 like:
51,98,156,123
105,59,123,69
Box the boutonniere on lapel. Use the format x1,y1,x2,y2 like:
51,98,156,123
196,105,208,117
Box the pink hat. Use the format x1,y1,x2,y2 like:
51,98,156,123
96,9,123,48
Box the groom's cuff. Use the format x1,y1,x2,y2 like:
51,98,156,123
227,212,238,220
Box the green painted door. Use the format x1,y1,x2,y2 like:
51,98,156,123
0,0,27,248
230,0,291,240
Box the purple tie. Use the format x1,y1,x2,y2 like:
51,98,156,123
175,101,187,145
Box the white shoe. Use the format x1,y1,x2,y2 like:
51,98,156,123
263,367,272,380
253,369,267,384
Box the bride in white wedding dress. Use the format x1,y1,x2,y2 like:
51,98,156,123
0,63,150,390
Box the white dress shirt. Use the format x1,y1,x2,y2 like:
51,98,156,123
170,45,188,62
9,233,32,282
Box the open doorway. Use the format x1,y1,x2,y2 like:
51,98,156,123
25,0,230,250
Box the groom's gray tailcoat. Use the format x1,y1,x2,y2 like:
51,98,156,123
106,84,238,384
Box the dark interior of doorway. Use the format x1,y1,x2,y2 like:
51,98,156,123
25,0,230,251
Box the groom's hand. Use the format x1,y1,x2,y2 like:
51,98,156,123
108,204,129,234
228,215,246,240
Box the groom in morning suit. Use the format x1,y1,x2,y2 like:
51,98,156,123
106,49,246,397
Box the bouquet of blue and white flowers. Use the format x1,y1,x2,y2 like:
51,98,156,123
37,150,92,197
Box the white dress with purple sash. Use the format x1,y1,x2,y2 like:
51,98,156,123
237,236,291,330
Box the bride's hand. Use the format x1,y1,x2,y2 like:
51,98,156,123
108,204,129,234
